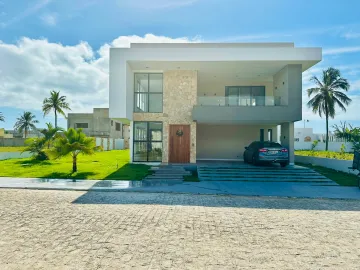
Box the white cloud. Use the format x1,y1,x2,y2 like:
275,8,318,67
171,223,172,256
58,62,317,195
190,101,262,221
323,46,360,55
342,31,360,39
0,34,199,114
40,13,57,26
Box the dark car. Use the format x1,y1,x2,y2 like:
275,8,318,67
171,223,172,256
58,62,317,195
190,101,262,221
243,141,289,167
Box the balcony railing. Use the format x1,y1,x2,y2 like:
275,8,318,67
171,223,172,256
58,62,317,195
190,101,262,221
197,96,282,106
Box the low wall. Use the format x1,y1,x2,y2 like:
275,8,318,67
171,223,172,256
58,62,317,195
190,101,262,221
95,138,125,151
295,155,356,175
0,151,32,160
295,141,353,152
0,138,26,147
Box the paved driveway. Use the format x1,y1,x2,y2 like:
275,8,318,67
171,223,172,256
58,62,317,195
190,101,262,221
0,189,359,269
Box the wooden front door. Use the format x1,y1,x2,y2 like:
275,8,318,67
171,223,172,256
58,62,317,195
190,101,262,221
169,125,190,163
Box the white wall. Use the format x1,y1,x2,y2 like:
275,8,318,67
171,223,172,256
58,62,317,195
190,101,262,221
295,142,353,152
197,124,278,160
295,155,357,175
273,66,288,105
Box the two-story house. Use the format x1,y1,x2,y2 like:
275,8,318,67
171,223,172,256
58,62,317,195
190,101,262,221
109,43,322,164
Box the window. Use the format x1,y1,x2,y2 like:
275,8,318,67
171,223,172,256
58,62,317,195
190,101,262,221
134,73,163,113
225,86,265,106
75,123,88,128
133,122,163,162
115,123,121,131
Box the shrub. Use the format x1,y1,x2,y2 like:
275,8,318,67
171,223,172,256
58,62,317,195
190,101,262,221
23,138,48,161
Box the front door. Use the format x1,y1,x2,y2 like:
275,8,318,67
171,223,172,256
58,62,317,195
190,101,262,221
169,125,190,163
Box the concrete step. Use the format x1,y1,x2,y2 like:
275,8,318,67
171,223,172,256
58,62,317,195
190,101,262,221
151,171,190,175
145,177,184,180
199,178,332,182
199,175,327,179
198,168,315,173
198,171,321,175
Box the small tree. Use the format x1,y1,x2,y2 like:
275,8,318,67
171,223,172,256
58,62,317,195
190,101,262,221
41,122,63,149
23,138,48,160
13,112,39,138
49,128,100,173
333,122,360,151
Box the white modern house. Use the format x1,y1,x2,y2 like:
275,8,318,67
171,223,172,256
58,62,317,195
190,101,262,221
109,43,322,164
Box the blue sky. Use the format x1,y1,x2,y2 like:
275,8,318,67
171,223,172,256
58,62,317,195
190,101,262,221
0,0,360,132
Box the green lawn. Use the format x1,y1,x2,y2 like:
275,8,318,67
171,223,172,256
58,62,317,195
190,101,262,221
0,147,26,152
297,162,359,187
0,150,150,180
295,150,354,160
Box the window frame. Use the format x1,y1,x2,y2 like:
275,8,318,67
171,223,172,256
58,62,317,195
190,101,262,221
225,86,266,106
75,123,89,129
133,121,163,162
134,73,163,113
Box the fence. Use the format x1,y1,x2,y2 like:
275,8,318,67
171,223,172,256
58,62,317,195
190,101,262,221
95,138,125,151
295,141,353,152
0,138,26,147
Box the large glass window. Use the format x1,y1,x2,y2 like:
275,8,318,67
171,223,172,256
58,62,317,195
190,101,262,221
133,122,163,162
134,73,163,113
225,86,265,106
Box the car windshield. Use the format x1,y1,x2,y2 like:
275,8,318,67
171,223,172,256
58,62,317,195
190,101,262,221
262,142,282,148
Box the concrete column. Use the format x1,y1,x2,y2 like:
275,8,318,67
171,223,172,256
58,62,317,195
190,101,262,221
280,122,295,165
129,121,134,163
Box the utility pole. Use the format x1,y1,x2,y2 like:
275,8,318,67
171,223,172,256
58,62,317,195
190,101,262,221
303,119,309,128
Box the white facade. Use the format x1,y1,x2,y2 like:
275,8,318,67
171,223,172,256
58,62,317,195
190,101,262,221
109,43,322,164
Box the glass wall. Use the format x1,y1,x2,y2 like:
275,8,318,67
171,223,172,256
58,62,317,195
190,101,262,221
134,73,163,113
133,122,163,162
225,86,266,106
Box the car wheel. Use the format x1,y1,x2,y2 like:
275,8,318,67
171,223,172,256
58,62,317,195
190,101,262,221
280,162,288,168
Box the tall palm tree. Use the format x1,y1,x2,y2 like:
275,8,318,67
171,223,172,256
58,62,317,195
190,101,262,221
42,90,71,128
307,67,351,151
13,112,39,139
41,122,63,149
0,112,4,122
49,128,100,173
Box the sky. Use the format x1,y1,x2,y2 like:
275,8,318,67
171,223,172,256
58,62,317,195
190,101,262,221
0,0,360,133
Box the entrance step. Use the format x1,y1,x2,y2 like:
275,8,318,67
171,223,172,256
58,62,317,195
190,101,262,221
144,165,190,181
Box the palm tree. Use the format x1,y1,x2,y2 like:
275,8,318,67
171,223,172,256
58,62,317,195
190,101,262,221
42,90,71,128
13,112,39,139
0,112,4,122
49,128,100,173
41,122,63,149
307,67,351,151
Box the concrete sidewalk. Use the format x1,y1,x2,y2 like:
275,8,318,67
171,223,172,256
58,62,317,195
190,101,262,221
0,177,359,200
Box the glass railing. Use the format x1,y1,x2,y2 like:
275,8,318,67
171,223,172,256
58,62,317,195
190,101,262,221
197,96,282,106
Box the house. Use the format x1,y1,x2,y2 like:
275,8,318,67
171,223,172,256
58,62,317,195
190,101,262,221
109,43,322,164
67,108,124,139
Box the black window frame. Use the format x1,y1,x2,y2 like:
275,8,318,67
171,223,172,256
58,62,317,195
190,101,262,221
115,122,121,131
75,123,88,128
134,73,163,113
133,121,163,162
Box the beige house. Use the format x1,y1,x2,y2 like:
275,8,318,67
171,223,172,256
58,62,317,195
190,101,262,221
109,43,322,164
67,108,124,139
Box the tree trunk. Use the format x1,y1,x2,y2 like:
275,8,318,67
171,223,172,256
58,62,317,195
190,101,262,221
325,115,329,151
72,155,77,173
24,128,27,139
55,109,57,128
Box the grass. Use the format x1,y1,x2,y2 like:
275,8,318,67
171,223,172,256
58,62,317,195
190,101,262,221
295,150,354,160
0,150,151,180
0,147,26,152
183,171,200,182
297,162,359,187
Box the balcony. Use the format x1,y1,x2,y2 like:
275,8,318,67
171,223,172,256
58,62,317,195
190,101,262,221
197,96,282,107
192,95,301,124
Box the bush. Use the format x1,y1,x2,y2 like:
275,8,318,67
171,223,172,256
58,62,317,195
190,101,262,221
295,150,353,160
24,138,49,161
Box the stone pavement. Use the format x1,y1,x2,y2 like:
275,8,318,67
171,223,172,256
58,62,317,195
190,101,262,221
0,177,359,200
0,189,359,269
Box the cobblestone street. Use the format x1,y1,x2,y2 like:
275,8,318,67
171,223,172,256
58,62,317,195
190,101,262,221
0,189,359,269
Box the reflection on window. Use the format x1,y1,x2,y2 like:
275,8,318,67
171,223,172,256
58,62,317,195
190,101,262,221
134,73,163,113
133,122,163,162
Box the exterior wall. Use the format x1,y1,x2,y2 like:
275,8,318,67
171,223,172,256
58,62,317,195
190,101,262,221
122,124,130,149
295,141,353,152
281,122,295,164
0,138,26,147
295,155,357,175
133,70,197,163
67,108,122,138
197,124,278,160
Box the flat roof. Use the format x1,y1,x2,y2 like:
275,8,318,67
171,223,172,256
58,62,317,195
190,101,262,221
130,42,295,49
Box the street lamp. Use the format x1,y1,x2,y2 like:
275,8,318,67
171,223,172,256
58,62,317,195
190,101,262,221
303,119,309,128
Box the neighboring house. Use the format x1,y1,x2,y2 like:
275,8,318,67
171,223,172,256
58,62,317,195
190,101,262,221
294,128,344,143
67,108,123,139
109,43,322,164
4,129,43,138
